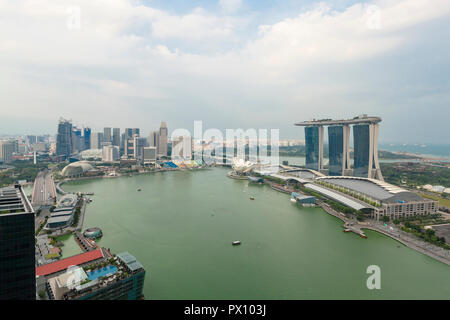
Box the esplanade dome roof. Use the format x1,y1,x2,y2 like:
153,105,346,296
61,161,94,177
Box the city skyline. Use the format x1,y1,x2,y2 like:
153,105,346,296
1,0,450,143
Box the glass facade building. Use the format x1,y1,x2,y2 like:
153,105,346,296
353,124,370,177
83,127,91,150
305,127,321,170
56,119,72,158
328,126,344,176
0,185,36,300
112,128,120,147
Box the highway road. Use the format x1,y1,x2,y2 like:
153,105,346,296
31,169,56,206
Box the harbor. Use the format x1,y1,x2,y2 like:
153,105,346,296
60,167,450,299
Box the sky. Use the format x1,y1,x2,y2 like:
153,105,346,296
0,0,449,143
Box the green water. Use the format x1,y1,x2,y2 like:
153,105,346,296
62,167,450,300
55,234,83,259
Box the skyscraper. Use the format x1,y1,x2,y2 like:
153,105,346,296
0,141,14,164
124,128,140,156
112,128,120,147
102,145,120,162
0,185,36,300
149,131,159,149
158,122,168,157
296,115,383,180
72,127,83,153
56,119,72,158
133,137,147,160
103,127,112,143
90,132,104,150
327,125,350,176
142,147,157,164
304,126,323,171
353,123,382,180
83,127,91,150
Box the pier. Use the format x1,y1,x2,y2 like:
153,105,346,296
74,231,98,252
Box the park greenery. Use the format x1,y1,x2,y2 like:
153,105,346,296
0,160,51,187
381,162,450,189
401,222,449,249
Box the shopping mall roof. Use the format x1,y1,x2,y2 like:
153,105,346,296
47,215,72,224
36,248,104,277
304,183,370,211
316,176,424,203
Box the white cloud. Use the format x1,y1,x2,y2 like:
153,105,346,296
0,0,450,141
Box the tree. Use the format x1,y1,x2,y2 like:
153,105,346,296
382,216,390,223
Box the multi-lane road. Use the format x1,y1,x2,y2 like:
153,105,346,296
31,169,56,206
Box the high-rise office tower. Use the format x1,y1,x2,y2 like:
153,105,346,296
304,126,324,171
133,137,147,160
0,141,14,164
102,145,120,162
90,132,104,150
0,185,36,300
328,125,350,176
83,127,91,150
112,128,120,147
120,132,125,155
149,131,159,149
72,127,83,153
56,119,72,158
158,122,168,156
124,128,140,156
103,127,112,143
142,147,157,164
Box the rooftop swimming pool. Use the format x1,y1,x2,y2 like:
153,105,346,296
87,265,118,281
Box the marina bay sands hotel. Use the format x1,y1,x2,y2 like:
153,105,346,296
295,115,384,181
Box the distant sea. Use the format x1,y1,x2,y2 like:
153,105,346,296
379,144,450,160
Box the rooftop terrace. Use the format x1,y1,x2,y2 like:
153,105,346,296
295,115,381,126
0,184,33,215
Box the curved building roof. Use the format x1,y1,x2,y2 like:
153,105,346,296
61,161,94,177
316,176,424,203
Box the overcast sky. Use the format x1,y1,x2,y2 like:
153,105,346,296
0,0,449,143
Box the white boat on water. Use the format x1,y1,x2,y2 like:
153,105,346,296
232,241,241,246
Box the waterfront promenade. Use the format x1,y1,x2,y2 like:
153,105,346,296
319,201,450,266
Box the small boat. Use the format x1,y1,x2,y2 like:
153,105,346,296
137,188,141,192
359,233,367,239
250,197,255,200
290,198,297,203
343,228,351,233
232,241,241,246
